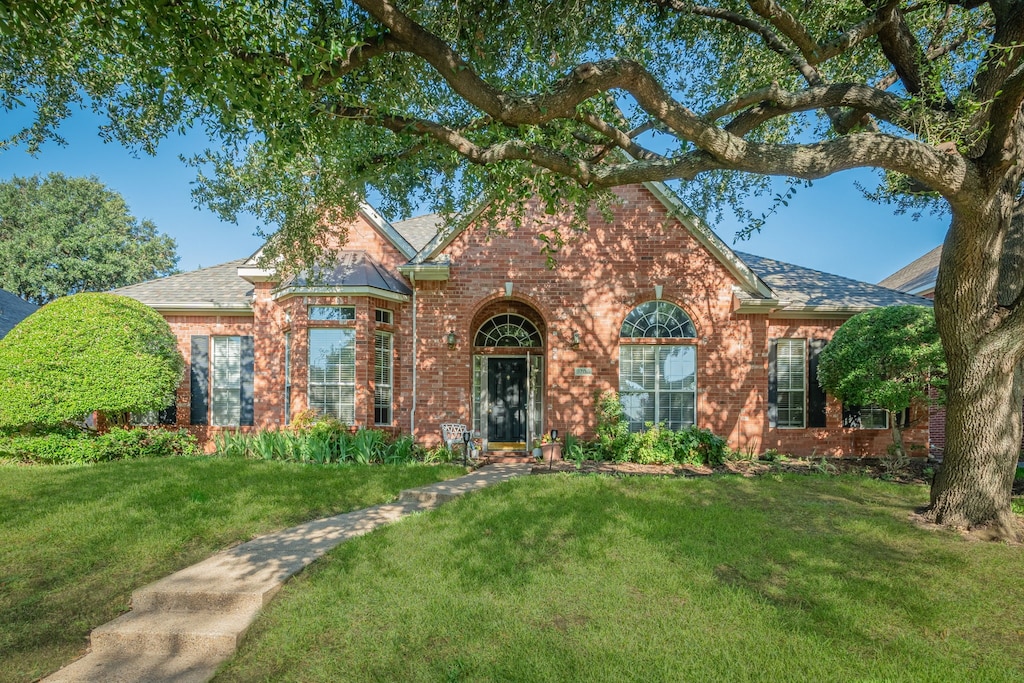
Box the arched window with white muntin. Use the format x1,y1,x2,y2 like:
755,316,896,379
474,314,542,348
618,301,697,431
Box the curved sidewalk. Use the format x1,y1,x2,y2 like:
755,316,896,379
44,463,533,683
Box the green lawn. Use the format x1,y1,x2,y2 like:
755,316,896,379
216,473,1024,683
0,457,466,682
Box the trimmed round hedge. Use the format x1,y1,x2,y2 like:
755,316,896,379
0,293,183,428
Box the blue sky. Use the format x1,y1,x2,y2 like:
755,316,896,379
1,106,948,283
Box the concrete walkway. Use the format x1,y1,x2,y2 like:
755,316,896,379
43,463,532,683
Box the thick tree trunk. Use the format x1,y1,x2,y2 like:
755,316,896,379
929,347,1022,539
928,190,1024,541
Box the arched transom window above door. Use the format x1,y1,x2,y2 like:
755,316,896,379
475,314,542,347
620,301,697,339
619,301,697,432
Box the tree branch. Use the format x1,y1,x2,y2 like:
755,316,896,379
350,0,970,198
870,0,955,110
572,112,666,162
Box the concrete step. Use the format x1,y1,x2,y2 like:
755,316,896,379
90,606,260,657
43,650,220,683
483,455,536,464
132,583,275,614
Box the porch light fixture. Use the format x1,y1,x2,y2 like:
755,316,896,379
505,281,513,297
446,330,457,349
570,330,581,348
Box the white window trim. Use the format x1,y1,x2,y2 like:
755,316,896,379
211,335,242,427
776,338,807,429
618,343,697,432
374,331,393,426
308,328,356,424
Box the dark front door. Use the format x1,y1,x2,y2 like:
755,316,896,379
487,357,527,443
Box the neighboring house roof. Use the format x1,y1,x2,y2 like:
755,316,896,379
878,245,941,296
735,252,932,315
113,259,254,314
0,288,38,338
392,213,445,252
278,251,412,301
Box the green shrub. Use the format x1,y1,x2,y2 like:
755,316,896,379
582,417,728,468
672,426,728,466
0,427,199,464
620,423,674,464
0,293,183,428
213,422,420,466
594,390,629,460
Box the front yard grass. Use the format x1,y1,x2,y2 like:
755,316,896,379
0,457,465,682
217,473,1024,683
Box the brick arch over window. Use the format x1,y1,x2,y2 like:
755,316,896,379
470,299,546,348
619,301,697,339
618,301,698,432
475,314,541,347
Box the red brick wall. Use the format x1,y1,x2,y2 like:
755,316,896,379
407,185,926,456
156,184,927,457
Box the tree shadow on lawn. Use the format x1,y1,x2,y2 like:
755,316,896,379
430,474,987,655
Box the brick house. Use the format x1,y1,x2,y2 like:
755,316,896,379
116,182,930,456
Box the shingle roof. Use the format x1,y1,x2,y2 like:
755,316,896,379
113,259,254,312
735,252,932,312
285,251,412,295
0,288,38,338
878,245,941,295
391,213,445,251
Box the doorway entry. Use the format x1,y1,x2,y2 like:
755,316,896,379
471,311,545,452
487,357,527,445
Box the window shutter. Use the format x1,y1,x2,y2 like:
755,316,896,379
240,335,255,427
767,339,778,429
158,402,177,425
190,335,210,425
807,339,827,428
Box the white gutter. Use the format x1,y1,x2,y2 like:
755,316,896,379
410,273,417,437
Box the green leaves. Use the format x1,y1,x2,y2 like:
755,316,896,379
0,173,179,305
0,293,184,428
817,305,946,414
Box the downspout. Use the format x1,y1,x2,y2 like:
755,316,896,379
410,273,417,436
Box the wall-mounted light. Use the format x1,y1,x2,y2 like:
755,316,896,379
284,310,292,324
504,281,513,298
446,330,457,349
570,330,581,348
655,284,664,300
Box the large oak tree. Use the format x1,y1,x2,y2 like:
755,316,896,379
2,1,1022,537
0,173,179,304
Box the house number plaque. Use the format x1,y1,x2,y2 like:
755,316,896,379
574,367,593,376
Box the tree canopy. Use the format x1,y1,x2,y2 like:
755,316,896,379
818,306,946,413
817,305,946,459
0,173,179,305
0,293,184,429
2,1,1022,536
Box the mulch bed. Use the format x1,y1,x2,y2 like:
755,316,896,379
534,456,948,486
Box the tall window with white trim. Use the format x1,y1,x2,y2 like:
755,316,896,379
211,336,242,426
374,331,393,425
618,302,698,431
308,328,356,423
776,339,806,428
